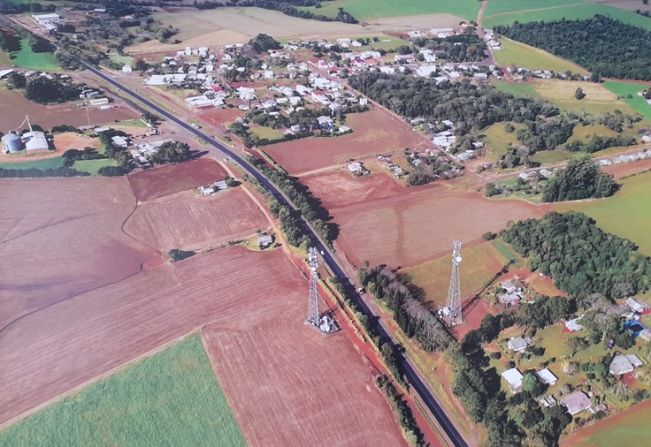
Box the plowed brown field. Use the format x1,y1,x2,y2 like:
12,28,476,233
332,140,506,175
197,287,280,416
263,108,428,174
333,187,550,268
128,158,227,201
301,169,406,209
0,177,159,331
0,247,406,446
203,279,407,447
124,188,269,251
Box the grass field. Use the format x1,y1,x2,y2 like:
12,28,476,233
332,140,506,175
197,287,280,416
484,1,651,30
74,158,117,175
250,125,283,140
299,0,480,21
492,80,539,98
0,49,12,65
482,121,524,161
556,170,651,255
494,37,588,74
0,157,64,170
532,79,637,115
603,81,651,121
532,149,572,165
404,240,512,306
0,335,245,447
10,38,59,71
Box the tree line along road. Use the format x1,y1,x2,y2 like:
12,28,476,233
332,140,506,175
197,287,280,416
81,62,468,447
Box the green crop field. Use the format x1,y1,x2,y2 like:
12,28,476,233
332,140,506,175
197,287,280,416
299,0,480,21
556,171,651,256
484,1,651,30
532,79,637,115
603,81,651,121
0,335,245,447
493,37,588,74
11,38,59,71
0,156,64,170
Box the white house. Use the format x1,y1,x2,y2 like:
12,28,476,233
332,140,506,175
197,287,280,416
507,337,529,353
502,368,524,393
609,354,643,376
561,391,592,416
536,368,558,386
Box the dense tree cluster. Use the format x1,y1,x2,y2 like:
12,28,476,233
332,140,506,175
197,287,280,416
359,266,454,352
412,28,488,62
516,117,575,152
566,135,637,153
248,33,281,53
0,28,20,53
542,156,619,202
348,72,559,135
62,148,107,167
495,16,651,80
248,157,338,245
501,212,651,298
149,141,193,165
168,249,195,262
24,77,81,104
406,152,461,186
0,167,89,178
0,1,55,14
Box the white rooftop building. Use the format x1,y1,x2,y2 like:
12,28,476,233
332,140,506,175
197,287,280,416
502,368,524,393
536,368,558,386
507,337,529,353
609,354,643,376
561,391,592,416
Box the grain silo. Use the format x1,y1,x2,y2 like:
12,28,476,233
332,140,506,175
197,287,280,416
1,133,22,153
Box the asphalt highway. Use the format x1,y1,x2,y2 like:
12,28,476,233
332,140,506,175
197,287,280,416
84,62,468,447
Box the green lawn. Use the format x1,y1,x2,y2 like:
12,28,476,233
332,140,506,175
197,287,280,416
494,37,588,74
74,158,117,175
299,0,480,21
603,81,651,121
0,156,64,170
532,150,572,165
11,38,59,71
556,171,651,256
250,125,283,140
484,1,651,31
0,335,245,447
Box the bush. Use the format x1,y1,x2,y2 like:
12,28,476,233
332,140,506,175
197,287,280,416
168,249,195,262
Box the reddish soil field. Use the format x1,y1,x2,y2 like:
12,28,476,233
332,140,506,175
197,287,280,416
301,169,407,209
128,158,227,201
452,298,500,341
334,187,550,268
202,287,407,446
198,107,245,129
0,89,136,131
0,247,406,446
53,132,100,151
263,108,429,174
602,158,651,179
0,177,159,331
124,188,269,252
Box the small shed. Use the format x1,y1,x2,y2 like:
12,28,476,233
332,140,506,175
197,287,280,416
536,368,558,386
507,336,529,353
501,368,524,393
258,234,274,249
564,317,584,333
561,391,592,416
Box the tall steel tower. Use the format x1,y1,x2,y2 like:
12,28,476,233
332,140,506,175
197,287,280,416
306,247,320,328
445,240,463,326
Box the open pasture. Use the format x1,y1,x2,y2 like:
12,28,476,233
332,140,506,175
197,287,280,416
532,79,636,115
603,81,651,121
124,188,269,252
298,0,479,21
0,177,158,331
0,336,245,447
0,246,406,446
333,186,550,268
483,0,651,30
403,241,511,307
555,170,651,255
128,158,227,201
0,87,136,131
493,37,588,74
127,7,461,54
264,108,427,174
53,132,100,151
10,38,58,71
300,168,406,210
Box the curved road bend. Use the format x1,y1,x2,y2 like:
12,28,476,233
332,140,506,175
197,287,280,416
83,63,468,447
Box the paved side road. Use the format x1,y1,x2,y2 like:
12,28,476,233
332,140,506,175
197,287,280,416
83,62,468,447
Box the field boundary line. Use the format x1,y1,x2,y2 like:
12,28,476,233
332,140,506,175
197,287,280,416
485,2,587,20
0,331,199,432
